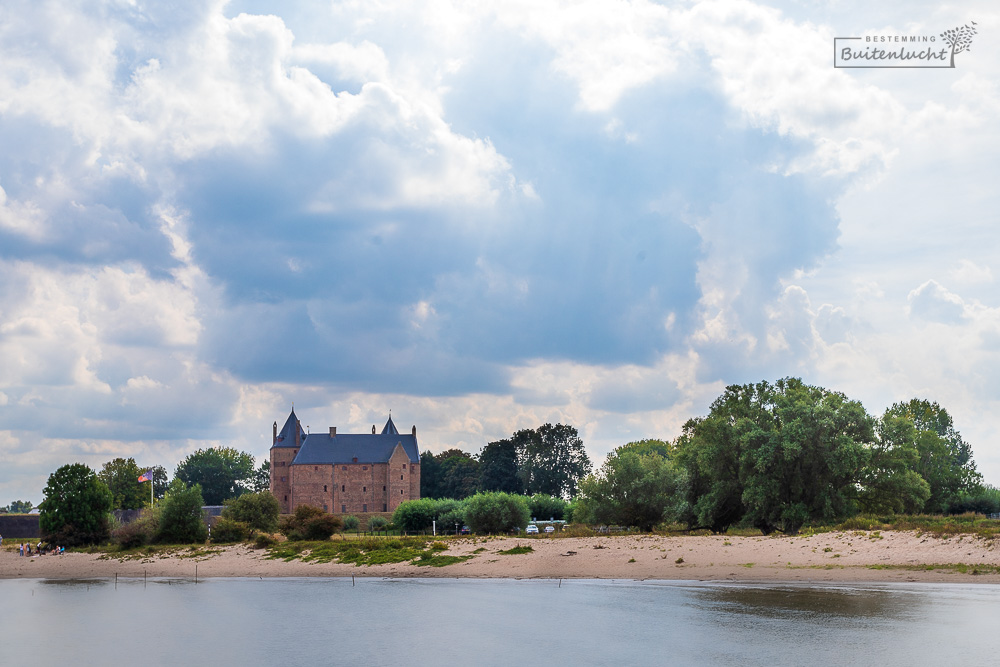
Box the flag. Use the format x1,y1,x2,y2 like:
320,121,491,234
138,470,152,483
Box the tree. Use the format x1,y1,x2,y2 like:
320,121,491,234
518,424,592,498
155,479,208,544
5,500,33,514
419,451,443,499
222,490,280,534
249,461,271,494
478,439,523,494
576,448,687,531
464,492,530,534
436,449,481,499
857,415,930,514
940,22,977,68
677,379,874,534
39,464,113,546
98,457,147,510
174,447,256,505
147,465,169,500
883,399,982,513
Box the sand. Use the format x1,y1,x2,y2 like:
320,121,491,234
3,531,1000,583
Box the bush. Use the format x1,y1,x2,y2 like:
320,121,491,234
211,518,250,543
464,492,530,534
253,533,278,549
112,510,160,549
222,491,280,534
529,494,568,521
393,499,438,532
281,505,342,541
368,516,389,531
155,480,208,544
342,515,360,531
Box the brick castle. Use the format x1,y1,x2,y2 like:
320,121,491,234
269,409,421,514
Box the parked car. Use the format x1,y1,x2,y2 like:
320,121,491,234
544,525,555,534
526,524,539,534
460,525,470,535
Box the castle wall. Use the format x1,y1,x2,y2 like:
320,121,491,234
290,463,334,512
270,447,299,513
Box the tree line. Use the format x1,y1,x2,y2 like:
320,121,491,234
576,379,991,534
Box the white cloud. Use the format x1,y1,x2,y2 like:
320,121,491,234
907,280,967,323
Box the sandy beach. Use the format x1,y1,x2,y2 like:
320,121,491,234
3,531,1000,583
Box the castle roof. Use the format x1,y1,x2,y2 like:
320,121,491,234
273,409,305,448
282,415,420,465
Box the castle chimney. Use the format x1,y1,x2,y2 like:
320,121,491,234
372,424,376,434
296,420,302,446
273,421,277,444
329,426,337,437
412,425,416,436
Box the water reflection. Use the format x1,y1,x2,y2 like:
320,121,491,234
695,583,919,620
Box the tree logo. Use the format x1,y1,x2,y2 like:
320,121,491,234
834,20,977,68
940,22,978,68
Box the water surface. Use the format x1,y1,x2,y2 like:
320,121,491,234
1,578,995,666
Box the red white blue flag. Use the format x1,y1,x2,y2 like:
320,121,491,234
138,470,152,483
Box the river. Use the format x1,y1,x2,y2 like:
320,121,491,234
1,578,996,665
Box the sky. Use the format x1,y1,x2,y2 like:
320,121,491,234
1,0,998,505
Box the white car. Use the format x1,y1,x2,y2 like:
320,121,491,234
544,525,555,534
526,524,539,534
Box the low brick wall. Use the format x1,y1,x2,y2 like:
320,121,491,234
0,514,40,539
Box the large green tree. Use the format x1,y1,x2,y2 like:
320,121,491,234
436,449,481,499
174,447,256,505
677,379,874,534
857,414,931,514
478,438,523,494
517,423,592,498
419,450,442,499
39,463,113,546
883,399,982,513
577,447,687,531
98,457,148,509
5,500,33,514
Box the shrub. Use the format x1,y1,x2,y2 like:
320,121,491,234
393,499,438,532
111,510,160,549
155,480,208,544
464,492,530,534
368,516,389,531
222,491,280,534
211,518,250,543
281,504,343,541
303,515,341,540
529,494,568,521
342,515,360,531
253,533,278,549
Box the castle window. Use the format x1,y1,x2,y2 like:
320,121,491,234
383,486,386,492
363,486,366,493
323,504,328,511
284,495,288,501
324,485,327,492
362,504,367,512
400,475,404,480
383,504,387,512
314,466,318,471
403,464,406,469
342,466,347,470
363,466,367,471
341,485,345,492
281,476,286,482
341,505,346,513
400,489,403,495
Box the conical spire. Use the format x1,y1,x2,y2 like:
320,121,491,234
381,414,399,435
274,408,305,447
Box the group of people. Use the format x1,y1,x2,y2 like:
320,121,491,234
5,538,65,557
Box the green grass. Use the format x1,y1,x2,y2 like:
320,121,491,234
265,536,474,567
866,563,1000,575
497,545,534,555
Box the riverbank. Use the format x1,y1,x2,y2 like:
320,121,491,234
3,531,999,582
